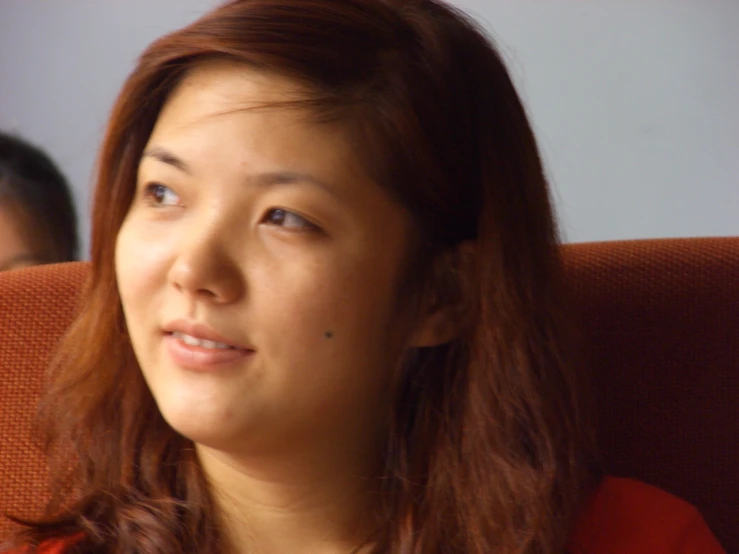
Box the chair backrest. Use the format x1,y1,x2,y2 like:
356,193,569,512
1,238,737,548
0,262,87,540
563,237,738,550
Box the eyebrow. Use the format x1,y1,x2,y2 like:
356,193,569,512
140,146,340,198
142,146,192,174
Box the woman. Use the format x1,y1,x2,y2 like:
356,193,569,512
0,133,78,270
4,0,723,552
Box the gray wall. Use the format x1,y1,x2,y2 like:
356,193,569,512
1,1,736,255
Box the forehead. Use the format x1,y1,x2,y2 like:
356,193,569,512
146,60,364,183
166,60,308,117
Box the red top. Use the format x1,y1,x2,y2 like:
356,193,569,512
567,477,725,553
19,477,726,553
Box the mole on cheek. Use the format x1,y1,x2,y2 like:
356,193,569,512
324,331,334,339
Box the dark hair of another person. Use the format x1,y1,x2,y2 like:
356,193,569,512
9,1,598,552
0,132,78,262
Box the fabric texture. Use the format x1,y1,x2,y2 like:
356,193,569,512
562,237,738,550
0,263,87,538
1,238,737,549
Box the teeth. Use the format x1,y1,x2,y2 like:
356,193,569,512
172,331,234,349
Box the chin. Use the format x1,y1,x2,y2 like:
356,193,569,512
166,416,245,451
155,398,245,446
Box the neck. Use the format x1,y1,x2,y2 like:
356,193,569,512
197,443,383,554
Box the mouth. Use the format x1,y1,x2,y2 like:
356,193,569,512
169,331,239,350
163,332,255,372
162,319,253,349
161,320,255,371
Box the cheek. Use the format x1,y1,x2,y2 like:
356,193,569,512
256,257,402,365
256,276,399,422
115,219,172,328
0,215,34,261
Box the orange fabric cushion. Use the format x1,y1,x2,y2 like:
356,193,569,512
0,263,87,539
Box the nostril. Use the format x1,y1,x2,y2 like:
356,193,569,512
167,257,244,304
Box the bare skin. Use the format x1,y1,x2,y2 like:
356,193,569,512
0,204,39,271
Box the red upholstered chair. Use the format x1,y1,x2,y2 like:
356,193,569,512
562,237,738,550
0,262,87,541
1,238,737,549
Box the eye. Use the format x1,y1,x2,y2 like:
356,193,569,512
262,208,318,231
142,183,182,207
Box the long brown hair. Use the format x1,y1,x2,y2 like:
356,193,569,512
11,1,596,552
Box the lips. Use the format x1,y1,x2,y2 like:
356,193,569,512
171,330,236,350
162,319,252,350
162,319,255,372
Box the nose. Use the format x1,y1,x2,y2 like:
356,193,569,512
167,221,244,304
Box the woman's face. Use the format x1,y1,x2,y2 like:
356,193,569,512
115,61,428,459
0,202,39,271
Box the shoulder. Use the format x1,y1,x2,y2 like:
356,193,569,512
567,476,725,554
